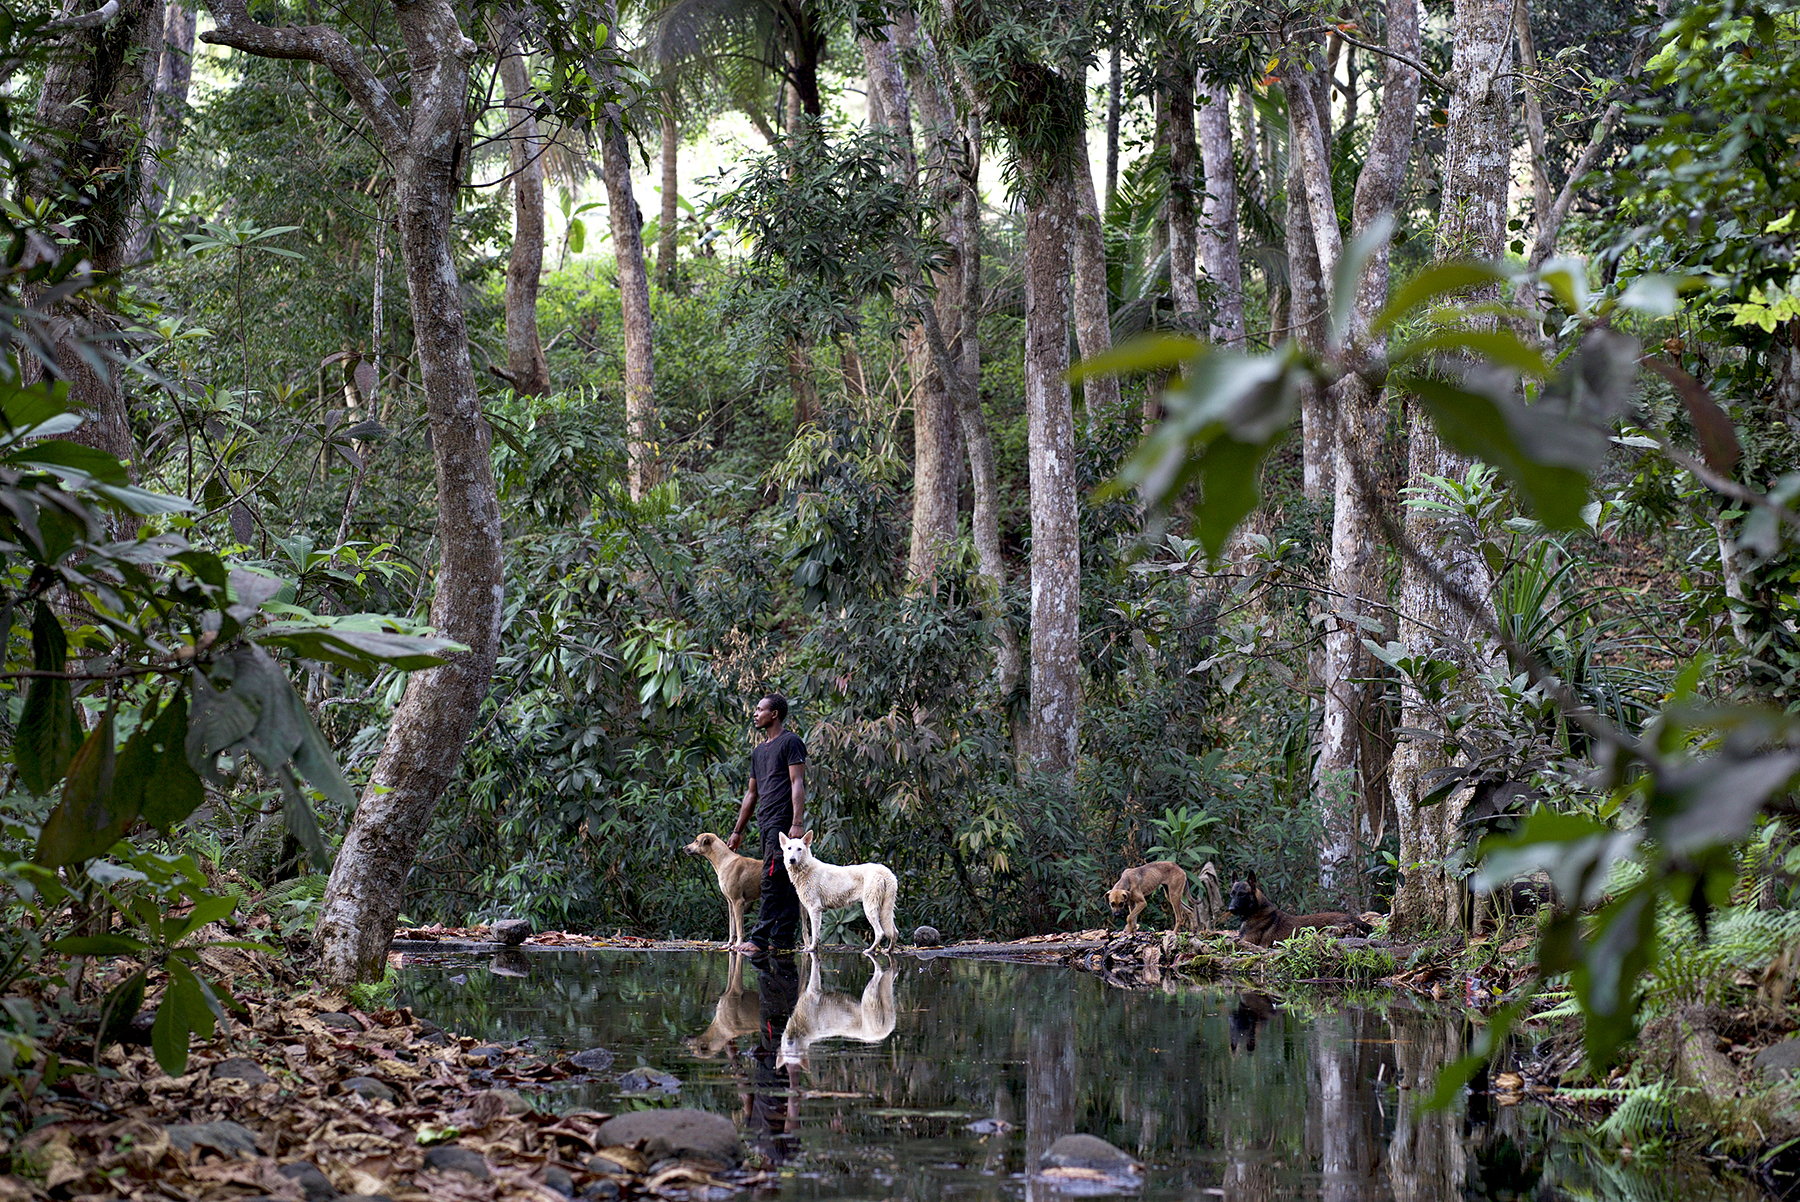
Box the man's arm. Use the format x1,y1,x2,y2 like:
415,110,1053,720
788,763,806,837
727,776,757,851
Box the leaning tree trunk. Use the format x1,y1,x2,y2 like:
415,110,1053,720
204,0,505,987
1196,75,1244,347
1389,0,1510,935
598,11,658,502
496,25,551,396
1163,62,1200,317
658,99,679,287
1289,0,1422,896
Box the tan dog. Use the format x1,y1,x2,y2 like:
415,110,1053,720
684,832,763,947
777,955,897,1069
1105,861,1192,934
686,952,760,1058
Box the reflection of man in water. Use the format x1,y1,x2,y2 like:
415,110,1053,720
744,950,802,1163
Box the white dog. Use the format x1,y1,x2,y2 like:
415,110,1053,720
777,955,897,1069
778,830,901,953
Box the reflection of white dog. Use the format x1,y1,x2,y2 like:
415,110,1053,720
778,955,897,1069
778,831,901,953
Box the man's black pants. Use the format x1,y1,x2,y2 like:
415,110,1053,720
749,847,801,950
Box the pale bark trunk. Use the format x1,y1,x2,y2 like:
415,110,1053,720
203,0,507,984
1022,161,1081,772
1514,0,1552,232
1197,75,1243,347
496,29,550,396
124,0,194,264
1072,155,1120,421
1164,65,1200,316
1285,115,1331,501
865,30,958,581
1717,514,1753,649
1104,46,1121,208
598,8,657,501
658,102,679,287
1389,0,1509,935
1302,0,1422,896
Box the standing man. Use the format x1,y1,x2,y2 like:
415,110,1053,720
727,694,806,953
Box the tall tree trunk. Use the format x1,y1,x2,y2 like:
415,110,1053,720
658,100,679,287
1021,155,1082,771
1164,63,1200,316
598,6,658,502
1285,136,1330,499
32,0,164,477
1197,75,1243,347
1291,0,1422,896
496,26,550,396
124,0,194,264
1072,155,1120,422
205,0,505,986
1514,0,1552,235
1104,46,1121,208
865,31,959,581
1389,0,1510,935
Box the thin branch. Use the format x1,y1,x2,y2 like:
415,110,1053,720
46,0,119,31
199,0,406,155
1300,25,1447,93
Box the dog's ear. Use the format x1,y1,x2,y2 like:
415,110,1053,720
1246,870,1258,886
803,829,814,846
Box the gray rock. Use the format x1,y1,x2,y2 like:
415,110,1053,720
1042,1134,1142,1175
413,1020,449,1046
543,1165,575,1198
278,1161,340,1202
340,1076,397,1104
1756,1037,1800,1077
593,1109,741,1166
617,1067,681,1095
468,1044,509,1061
422,1146,491,1180
314,1012,363,1032
580,1181,621,1200
913,926,942,947
339,1196,396,1202
211,1057,271,1085
166,1121,261,1158
569,1047,615,1073
491,1088,531,1115
965,1117,1013,1135
493,919,532,947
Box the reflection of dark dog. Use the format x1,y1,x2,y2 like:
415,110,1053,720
1226,871,1371,948
1228,992,1278,1054
1106,861,1192,934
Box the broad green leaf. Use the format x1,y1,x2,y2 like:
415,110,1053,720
1644,357,1741,473
1651,751,1800,856
279,765,333,871
35,708,128,867
1615,274,1680,316
256,623,466,672
166,893,240,945
92,483,195,515
0,377,72,433
1571,888,1658,1068
150,982,189,1076
98,969,146,1048
3,437,130,485
1392,329,1551,377
49,934,148,956
17,602,82,795
129,689,206,831
1374,261,1512,333
1068,334,1205,381
1331,213,1395,345
568,217,586,254
1402,375,1596,530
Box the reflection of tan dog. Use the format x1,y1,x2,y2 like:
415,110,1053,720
1105,861,1193,934
779,831,900,953
684,832,763,947
686,953,760,1058
777,955,896,1069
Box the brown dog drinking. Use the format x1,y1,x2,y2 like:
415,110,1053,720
1226,871,1371,947
1105,861,1192,934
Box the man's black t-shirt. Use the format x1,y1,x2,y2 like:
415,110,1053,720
752,730,806,854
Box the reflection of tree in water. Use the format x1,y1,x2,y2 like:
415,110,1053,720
1387,1007,1467,1202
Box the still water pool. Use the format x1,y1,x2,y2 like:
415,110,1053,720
396,948,1761,1200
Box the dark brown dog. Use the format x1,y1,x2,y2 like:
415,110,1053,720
1106,861,1191,934
1226,871,1371,948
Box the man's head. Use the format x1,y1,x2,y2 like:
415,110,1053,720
754,694,789,731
